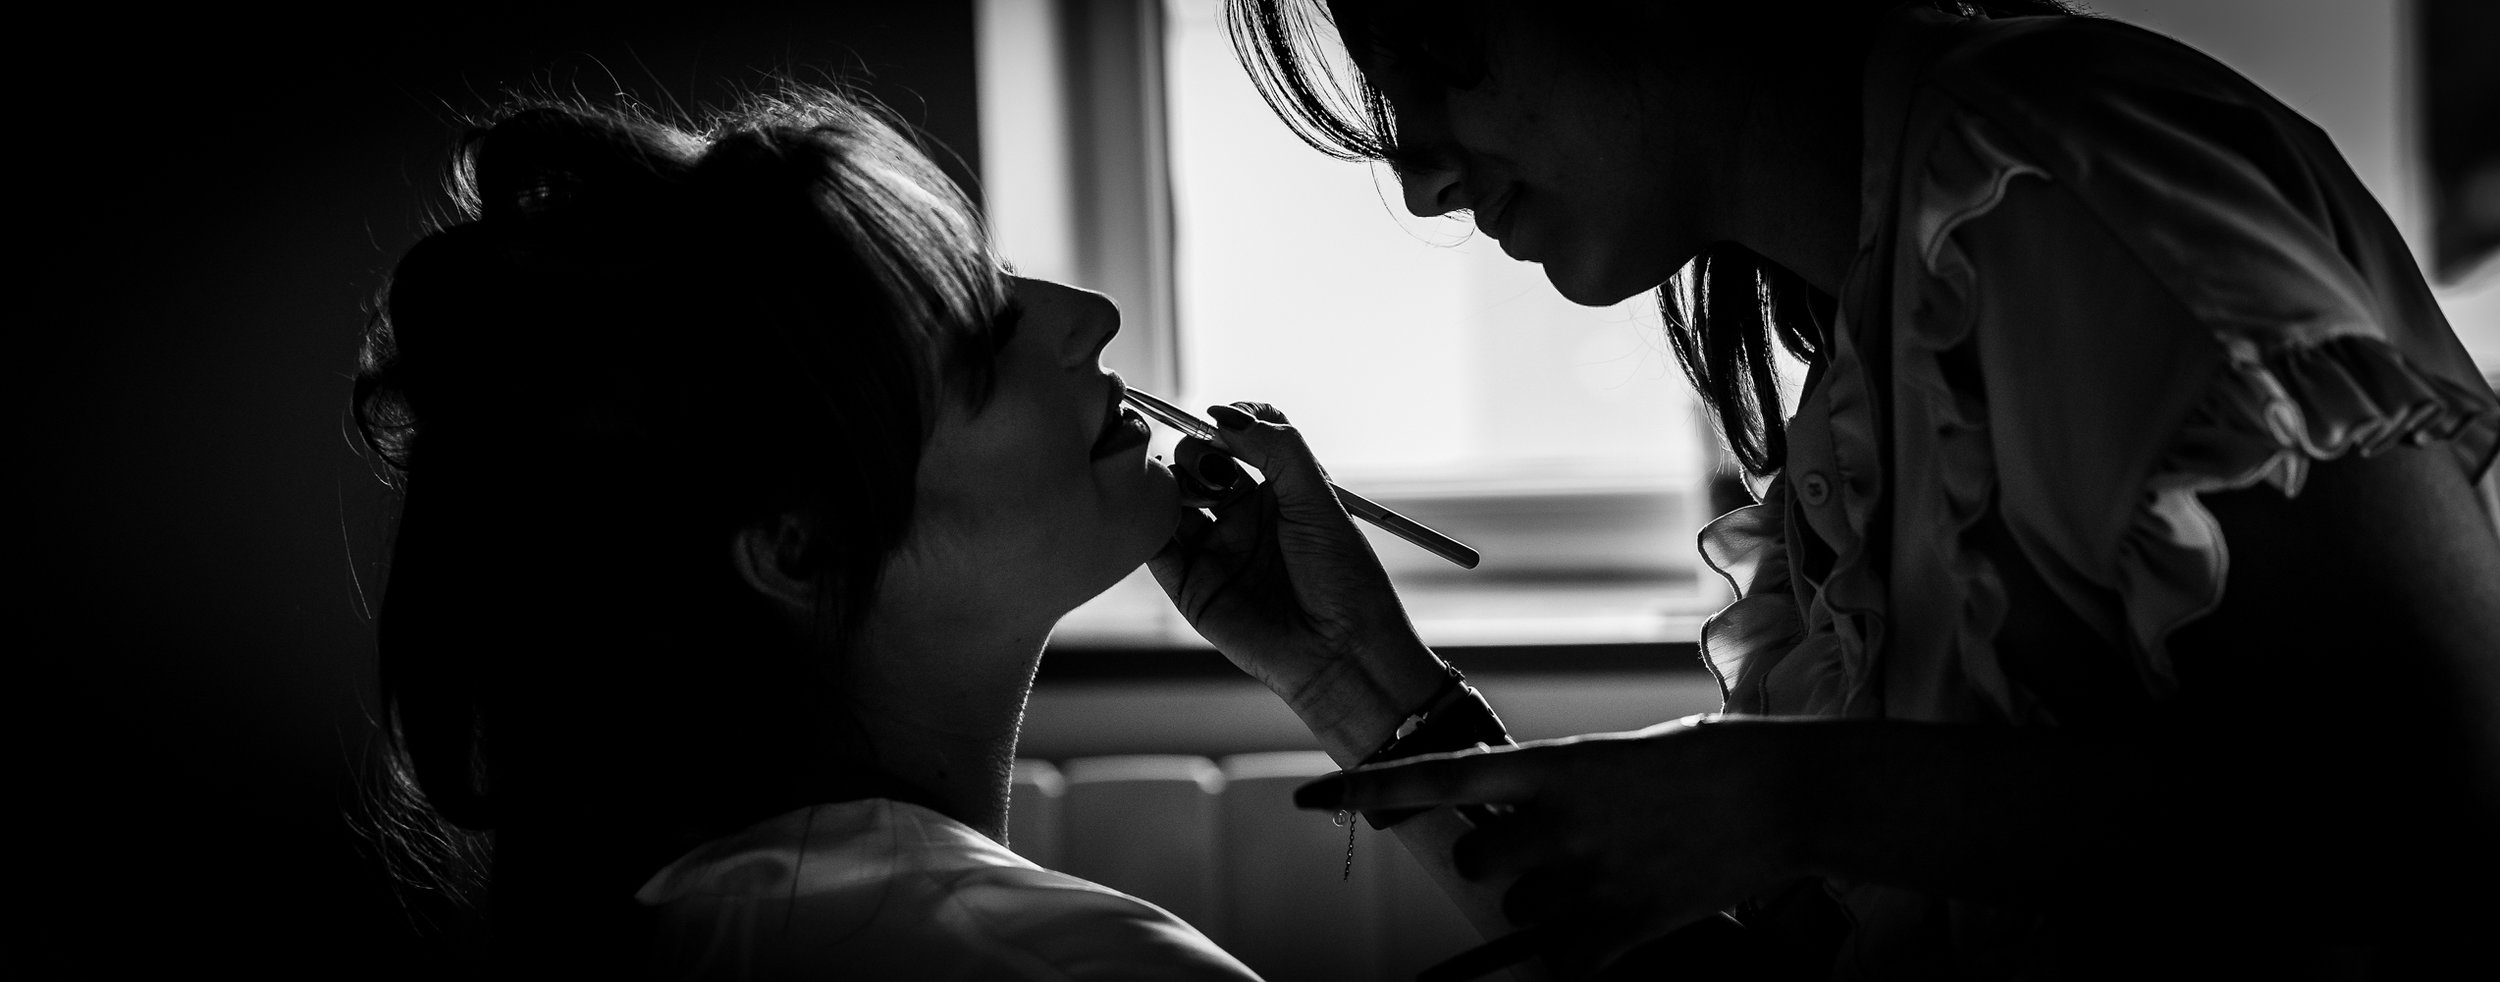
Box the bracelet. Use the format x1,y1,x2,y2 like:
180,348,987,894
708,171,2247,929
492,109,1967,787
1356,667,1511,829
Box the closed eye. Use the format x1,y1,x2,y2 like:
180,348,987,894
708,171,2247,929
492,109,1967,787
1380,142,1439,180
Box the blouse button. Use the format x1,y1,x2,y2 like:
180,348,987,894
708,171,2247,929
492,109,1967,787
1799,471,1832,506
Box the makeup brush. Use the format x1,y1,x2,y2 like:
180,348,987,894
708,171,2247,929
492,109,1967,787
1123,388,1481,570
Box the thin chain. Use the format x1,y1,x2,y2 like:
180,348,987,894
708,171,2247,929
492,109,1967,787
1335,808,1355,880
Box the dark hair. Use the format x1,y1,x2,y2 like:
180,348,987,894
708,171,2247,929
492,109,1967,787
351,85,1009,965
1229,0,2078,475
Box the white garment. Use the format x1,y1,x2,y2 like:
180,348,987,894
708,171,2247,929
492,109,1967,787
636,798,1261,981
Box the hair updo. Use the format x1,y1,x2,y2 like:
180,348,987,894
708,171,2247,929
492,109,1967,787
352,87,1010,935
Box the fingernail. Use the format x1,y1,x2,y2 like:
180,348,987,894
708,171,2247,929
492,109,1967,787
1192,452,1240,486
1207,404,1253,431
1293,773,1346,810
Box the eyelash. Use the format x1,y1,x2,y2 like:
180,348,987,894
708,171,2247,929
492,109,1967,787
1382,143,1437,177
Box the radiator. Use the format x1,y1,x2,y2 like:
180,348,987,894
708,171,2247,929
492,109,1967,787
1009,752,1515,982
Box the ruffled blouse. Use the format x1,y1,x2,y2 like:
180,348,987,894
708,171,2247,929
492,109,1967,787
1695,6,2500,976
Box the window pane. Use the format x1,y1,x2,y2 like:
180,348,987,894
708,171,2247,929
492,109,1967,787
1053,1,1731,647
1160,0,1707,491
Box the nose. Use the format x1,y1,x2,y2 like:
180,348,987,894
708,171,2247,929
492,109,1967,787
1011,276,1123,368
1398,158,1468,218
1068,291,1122,368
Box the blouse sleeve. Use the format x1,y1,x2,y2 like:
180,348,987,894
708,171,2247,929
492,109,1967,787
1698,476,1805,714
1911,20,2500,696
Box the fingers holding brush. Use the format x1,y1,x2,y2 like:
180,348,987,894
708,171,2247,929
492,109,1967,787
1145,399,1451,762
1201,402,1356,537
1170,435,1252,510
1198,402,1415,617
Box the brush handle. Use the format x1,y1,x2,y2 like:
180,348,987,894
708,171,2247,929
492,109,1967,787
1122,389,1482,570
1333,484,1481,569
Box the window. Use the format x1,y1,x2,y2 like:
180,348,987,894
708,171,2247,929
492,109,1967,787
976,0,2499,649
2100,0,2496,355
978,0,1725,649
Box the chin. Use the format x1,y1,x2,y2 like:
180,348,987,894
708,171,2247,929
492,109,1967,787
1540,253,1666,307
1096,463,1183,578
1069,497,1177,609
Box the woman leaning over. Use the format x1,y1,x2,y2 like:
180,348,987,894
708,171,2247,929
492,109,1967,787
1146,1,2500,978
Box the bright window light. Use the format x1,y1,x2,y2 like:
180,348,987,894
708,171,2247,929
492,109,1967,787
1005,0,2496,649
1034,1,1723,647
1160,0,1707,494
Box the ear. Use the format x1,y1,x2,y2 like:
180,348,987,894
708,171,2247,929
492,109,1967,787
732,514,821,614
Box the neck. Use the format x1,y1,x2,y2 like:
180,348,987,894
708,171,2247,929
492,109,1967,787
1718,37,1868,298
820,601,1053,842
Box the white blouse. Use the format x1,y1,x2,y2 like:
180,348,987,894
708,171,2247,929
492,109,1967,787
636,798,1260,981
1695,6,2499,978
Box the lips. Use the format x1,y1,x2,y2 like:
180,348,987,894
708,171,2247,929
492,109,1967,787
1089,407,1151,459
1476,184,1521,243
1089,376,1151,460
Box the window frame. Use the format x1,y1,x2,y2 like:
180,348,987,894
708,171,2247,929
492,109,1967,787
979,0,1726,652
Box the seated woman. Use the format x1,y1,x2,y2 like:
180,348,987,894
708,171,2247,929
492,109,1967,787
354,88,1258,979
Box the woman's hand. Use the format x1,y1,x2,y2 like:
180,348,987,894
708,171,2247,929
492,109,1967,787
1293,717,1818,978
1147,402,1445,744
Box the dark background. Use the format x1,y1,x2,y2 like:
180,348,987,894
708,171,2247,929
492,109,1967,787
26,1,2497,976
2424,0,2500,279
34,3,980,974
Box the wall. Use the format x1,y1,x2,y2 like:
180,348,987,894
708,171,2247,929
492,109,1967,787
33,4,978,974
2103,0,2498,367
